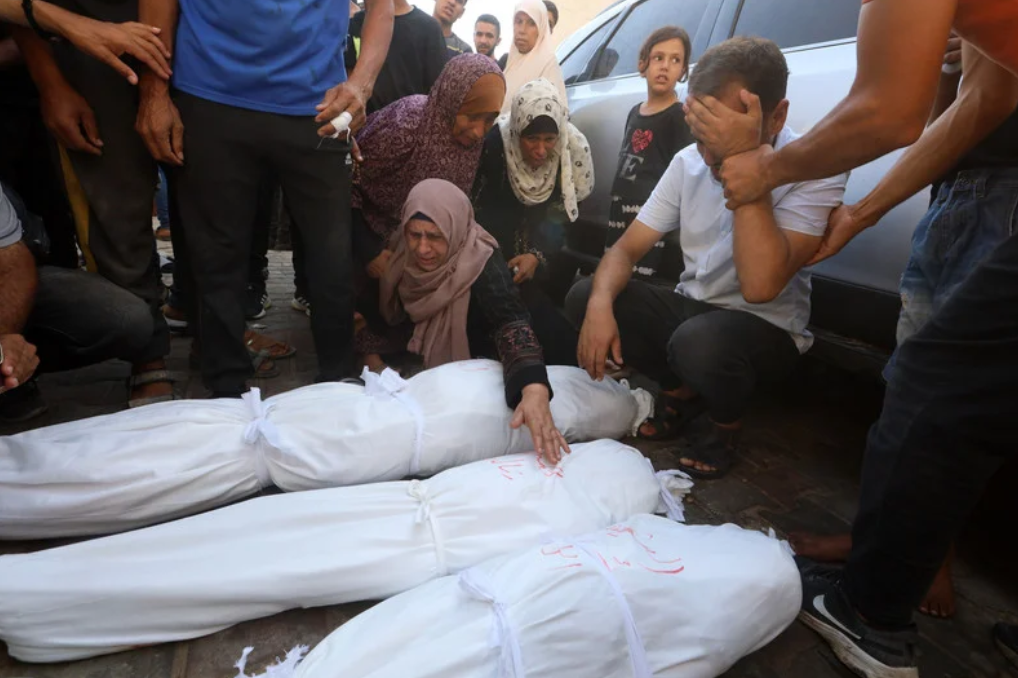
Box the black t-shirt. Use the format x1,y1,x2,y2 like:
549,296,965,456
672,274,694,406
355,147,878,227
606,102,693,280
952,105,1018,174
346,8,449,114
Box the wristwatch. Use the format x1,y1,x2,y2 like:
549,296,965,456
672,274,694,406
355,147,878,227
21,0,58,41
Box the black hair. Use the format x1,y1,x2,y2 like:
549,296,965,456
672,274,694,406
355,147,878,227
689,37,789,113
476,13,501,36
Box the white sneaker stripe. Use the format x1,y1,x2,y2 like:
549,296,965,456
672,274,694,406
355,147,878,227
814,594,862,641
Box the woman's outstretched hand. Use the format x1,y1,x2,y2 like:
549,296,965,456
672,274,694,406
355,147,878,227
511,383,570,465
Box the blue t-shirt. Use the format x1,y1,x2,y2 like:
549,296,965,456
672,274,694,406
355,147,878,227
172,0,349,116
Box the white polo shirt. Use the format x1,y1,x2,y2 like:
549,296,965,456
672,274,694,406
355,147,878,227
0,187,23,249
637,126,848,353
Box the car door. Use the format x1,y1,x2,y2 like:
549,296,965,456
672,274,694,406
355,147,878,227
561,0,724,267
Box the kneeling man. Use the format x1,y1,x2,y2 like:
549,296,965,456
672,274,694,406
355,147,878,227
567,37,847,479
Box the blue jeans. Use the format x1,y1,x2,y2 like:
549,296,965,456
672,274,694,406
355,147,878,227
884,169,1017,380
845,167,1018,628
156,167,170,230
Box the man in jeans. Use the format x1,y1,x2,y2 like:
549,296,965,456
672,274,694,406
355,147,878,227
0,183,154,422
686,1,1018,675
568,38,847,480
137,0,395,397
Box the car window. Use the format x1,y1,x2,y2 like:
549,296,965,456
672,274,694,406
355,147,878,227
561,19,615,85
733,0,859,49
591,0,712,81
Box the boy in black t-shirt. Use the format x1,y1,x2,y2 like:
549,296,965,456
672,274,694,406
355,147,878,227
606,26,695,280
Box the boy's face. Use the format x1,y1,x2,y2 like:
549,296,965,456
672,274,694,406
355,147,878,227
692,81,787,181
641,38,687,96
435,0,467,25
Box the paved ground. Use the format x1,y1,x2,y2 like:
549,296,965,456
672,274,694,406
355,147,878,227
1,250,1016,678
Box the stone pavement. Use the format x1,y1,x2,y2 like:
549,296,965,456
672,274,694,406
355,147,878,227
1,250,1016,678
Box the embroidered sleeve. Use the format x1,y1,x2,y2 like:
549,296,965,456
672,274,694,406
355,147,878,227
472,253,551,408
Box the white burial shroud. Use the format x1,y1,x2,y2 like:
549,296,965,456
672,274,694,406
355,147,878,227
0,360,653,539
250,515,800,678
0,440,692,663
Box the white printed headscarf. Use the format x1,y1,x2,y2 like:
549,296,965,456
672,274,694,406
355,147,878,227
498,78,594,222
501,0,567,115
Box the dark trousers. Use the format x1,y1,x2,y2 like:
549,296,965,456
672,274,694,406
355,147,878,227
172,92,355,394
844,169,1018,628
518,281,577,367
49,40,169,365
27,266,154,372
565,277,799,423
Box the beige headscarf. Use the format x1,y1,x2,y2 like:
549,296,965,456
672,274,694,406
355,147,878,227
501,0,567,114
498,78,595,222
380,179,499,369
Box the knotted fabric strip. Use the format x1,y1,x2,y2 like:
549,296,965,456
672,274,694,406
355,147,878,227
241,387,282,488
574,541,653,678
407,480,448,577
651,465,694,522
362,367,427,475
458,568,526,678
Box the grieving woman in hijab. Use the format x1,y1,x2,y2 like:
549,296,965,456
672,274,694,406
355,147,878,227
380,179,571,463
352,54,506,369
471,78,594,364
501,0,566,115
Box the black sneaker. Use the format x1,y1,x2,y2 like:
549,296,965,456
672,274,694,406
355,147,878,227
798,560,919,678
244,284,271,320
0,381,49,424
995,623,1018,669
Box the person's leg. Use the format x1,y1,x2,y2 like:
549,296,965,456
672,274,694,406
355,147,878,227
800,228,1018,678
25,267,154,372
155,166,171,238
50,40,171,399
291,217,310,311
272,119,356,382
172,93,265,396
244,171,274,320
665,305,800,477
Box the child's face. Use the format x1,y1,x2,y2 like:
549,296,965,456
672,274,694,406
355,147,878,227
641,38,687,96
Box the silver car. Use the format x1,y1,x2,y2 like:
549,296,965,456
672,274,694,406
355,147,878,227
556,0,929,370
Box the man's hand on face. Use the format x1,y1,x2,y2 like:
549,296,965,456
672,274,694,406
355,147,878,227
718,144,776,210
0,334,39,394
685,89,764,160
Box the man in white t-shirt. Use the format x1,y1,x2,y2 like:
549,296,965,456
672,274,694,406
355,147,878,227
567,37,848,479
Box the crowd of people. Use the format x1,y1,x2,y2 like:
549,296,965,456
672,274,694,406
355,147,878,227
1,0,1017,676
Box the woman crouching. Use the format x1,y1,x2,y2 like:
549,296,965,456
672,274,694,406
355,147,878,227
380,179,570,464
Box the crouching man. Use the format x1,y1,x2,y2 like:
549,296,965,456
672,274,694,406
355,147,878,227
566,37,847,479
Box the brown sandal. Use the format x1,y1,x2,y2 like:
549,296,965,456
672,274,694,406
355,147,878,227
244,330,296,360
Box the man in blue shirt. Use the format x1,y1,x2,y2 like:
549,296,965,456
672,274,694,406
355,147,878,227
136,0,394,397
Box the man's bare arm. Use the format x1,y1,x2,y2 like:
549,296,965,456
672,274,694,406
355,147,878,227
808,44,1018,265
577,222,662,380
1,0,170,83
136,0,184,165
315,0,394,136
0,242,37,334
731,198,822,303
762,0,956,189
854,44,1018,229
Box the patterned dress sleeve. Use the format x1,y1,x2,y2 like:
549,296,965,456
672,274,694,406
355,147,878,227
471,251,552,408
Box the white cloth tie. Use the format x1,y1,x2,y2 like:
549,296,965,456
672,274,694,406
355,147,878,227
362,367,427,475
574,541,652,678
407,480,448,577
458,568,526,678
241,387,281,488
651,464,694,522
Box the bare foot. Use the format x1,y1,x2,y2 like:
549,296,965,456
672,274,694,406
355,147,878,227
788,532,852,562
363,353,389,374
919,557,955,619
